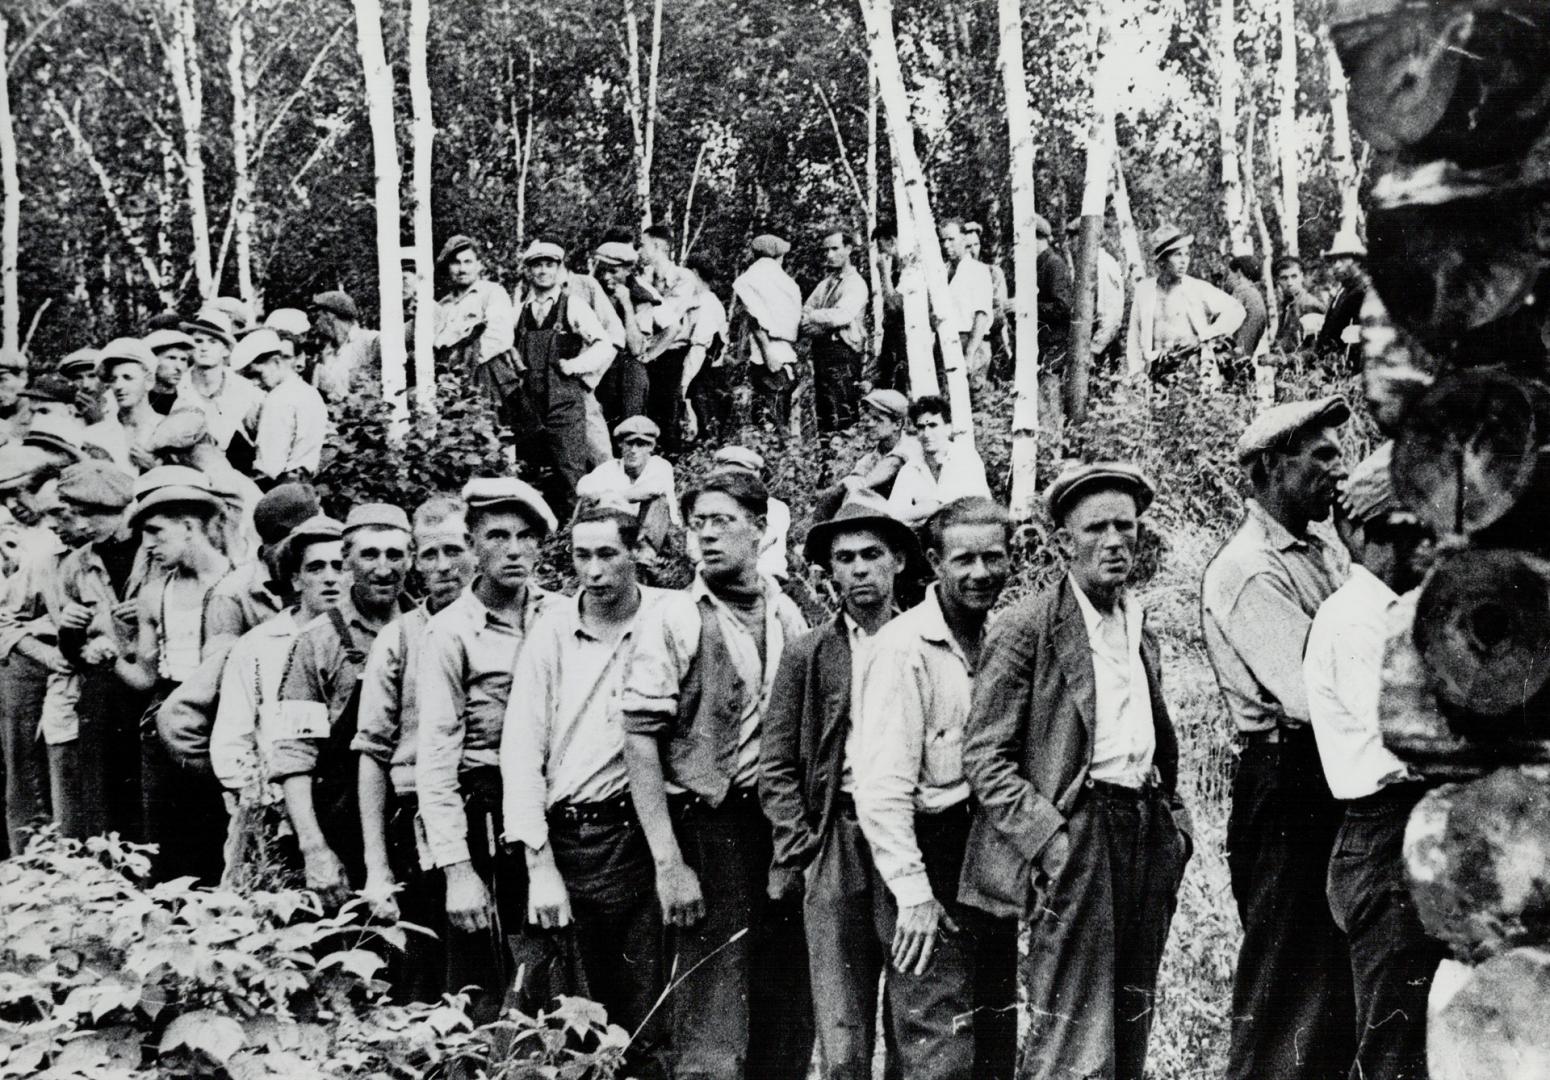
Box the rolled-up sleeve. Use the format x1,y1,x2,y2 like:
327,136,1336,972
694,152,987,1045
619,598,698,737
352,622,404,766
212,646,260,792
1228,572,1316,723
268,635,331,781
414,624,472,868
852,641,933,908
480,285,516,361
501,627,557,851
253,393,297,480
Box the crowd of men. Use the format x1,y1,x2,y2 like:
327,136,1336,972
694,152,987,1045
0,210,1425,1080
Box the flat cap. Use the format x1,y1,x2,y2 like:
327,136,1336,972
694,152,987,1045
613,415,661,441
461,476,558,536
253,482,321,545
1236,395,1352,464
1045,462,1155,525
0,445,57,490
264,308,311,337
311,290,359,322
713,445,766,475
1151,224,1194,260
750,234,791,259
861,388,908,420
130,465,223,526
594,241,638,267
183,306,236,348
208,296,255,333
1340,442,1398,525
132,464,212,499
436,235,478,265
277,513,346,565
343,502,411,536
149,409,210,453
521,240,565,264
98,337,156,373
23,374,79,405
57,348,101,375
23,413,88,462
58,460,134,510
230,328,286,372
143,328,196,354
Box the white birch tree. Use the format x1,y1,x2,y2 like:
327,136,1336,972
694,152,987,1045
408,0,435,416
622,0,663,230
164,0,214,297
225,4,256,308
1219,0,1252,255
1275,0,1300,256
0,17,18,352
1325,34,1363,240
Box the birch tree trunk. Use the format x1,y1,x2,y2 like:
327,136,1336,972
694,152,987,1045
166,0,214,298
509,39,535,251
998,0,1041,518
1325,35,1362,239
1109,123,1144,279
1276,0,1300,256
408,0,435,417
157,129,176,292
1219,0,1252,255
351,0,408,435
0,20,19,353
889,132,938,396
622,0,662,230
866,68,883,370
226,6,257,308
860,0,973,442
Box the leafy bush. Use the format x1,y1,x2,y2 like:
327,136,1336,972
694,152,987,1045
0,832,630,1080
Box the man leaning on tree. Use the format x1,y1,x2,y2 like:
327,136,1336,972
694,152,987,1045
962,463,1192,1080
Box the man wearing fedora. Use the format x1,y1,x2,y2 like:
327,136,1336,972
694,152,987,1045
1315,228,1369,373
1202,396,1355,1080
1124,224,1245,384
761,491,915,1080
962,463,1192,1080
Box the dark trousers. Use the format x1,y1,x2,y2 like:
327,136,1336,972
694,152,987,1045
872,318,908,393
140,726,229,885
871,802,1016,1080
383,794,447,1005
688,364,736,445
805,804,894,1080
1326,786,1445,1080
750,364,799,433
811,337,861,433
645,347,688,453
669,790,814,1080
0,655,50,852
447,768,531,1024
1226,730,1356,1080
1021,781,1190,1080
550,803,668,1080
514,397,589,522
599,351,649,430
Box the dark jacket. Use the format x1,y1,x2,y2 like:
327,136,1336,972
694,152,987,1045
759,615,852,878
958,576,1190,918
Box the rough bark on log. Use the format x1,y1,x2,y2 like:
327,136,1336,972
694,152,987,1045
1358,290,1437,437
1406,768,1550,963
1429,945,1550,1080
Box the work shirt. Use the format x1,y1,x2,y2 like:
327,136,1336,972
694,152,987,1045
848,435,923,496
415,582,550,868
253,375,328,479
501,585,671,850
1202,500,1349,734
839,611,888,795
948,258,994,338
853,587,977,908
886,438,992,527
1278,286,1329,350
1304,565,1417,800
515,289,618,388
1069,576,1156,789
313,326,381,401
620,573,807,791
802,263,869,354
689,287,729,364
174,368,266,451
575,456,681,524
351,605,432,796
1230,277,1269,357
210,609,311,800
0,525,63,660
204,560,285,656
435,280,516,364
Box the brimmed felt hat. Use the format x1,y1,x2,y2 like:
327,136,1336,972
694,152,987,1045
183,306,237,348
803,490,920,570
129,465,223,527
461,476,557,537
1045,462,1156,526
1236,396,1352,464
1150,224,1194,260
144,328,197,354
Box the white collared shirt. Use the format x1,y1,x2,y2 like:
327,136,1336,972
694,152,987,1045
840,610,886,796
1068,576,1156,789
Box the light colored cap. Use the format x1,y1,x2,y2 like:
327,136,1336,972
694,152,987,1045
264,308,311,337
0,445,57,490
149,410,210,452
230,328,286,372
594,241,638,267
750,234,790,258
208,296,255,332
57,348,101,374
183,306,236,347
861,388,908,420
613,415,661,441
521,240,565,264
22,414,88,462
343,502,411,535
143,329,196,354
98,337,156,373
1236,395,1352,464
1150,224,1194,260
712,445,765,474
461,476,558,536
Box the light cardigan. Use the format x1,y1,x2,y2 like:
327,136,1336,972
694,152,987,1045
1125,274,1245,377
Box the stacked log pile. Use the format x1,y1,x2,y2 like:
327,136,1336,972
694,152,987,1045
1330,2,1550,1076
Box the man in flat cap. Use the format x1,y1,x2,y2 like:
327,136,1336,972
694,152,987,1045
176,307,266,472
144,328,195,415
310,291,382,403
97,339,164,472
502,499,672,1078
434,235,517,388
940,219,995,378
1065,217,1126,364
1305,445,1442,1080
510,239,621,519
272,503,414,902
761,492,917,1080
732,234,802,431
1125,224,1245,384
963,463,1192,1080
801,228,870,434
1202,395,1355,1080
621,468,814,1080
575,415,680,570
815,388,922,521
416,477,556,1019
234,328,328,487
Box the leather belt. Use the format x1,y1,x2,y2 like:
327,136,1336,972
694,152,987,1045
549,793,635,827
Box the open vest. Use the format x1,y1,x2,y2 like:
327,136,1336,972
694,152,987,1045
666,596,753,806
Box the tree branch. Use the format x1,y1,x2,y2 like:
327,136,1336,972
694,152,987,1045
253,18,348,163
90,62,187,170
21,298,51,353
815,84,867,219
7,0,90,67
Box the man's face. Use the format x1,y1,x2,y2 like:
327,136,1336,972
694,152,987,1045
447,249,482,287
293,539,346,616
54,499,119,546
640,235,669,267
65,367,100,399
822,233,851,272
1162,247,1191,277
472,510,540,591
140,513,201,568
414,522,476,610
156,347,191,389
190,334,229,369
3,484,39,529
939,225,965,261
29,400,73,421
619,435,655,478
346,526,410,606
828,528,901,614
1276,264,1304,295
914,410,950,457
863,405,901,446
0,356,26,410
108,362,149,410
876,236,897,259
1270,426,1347,523
964,232,983,260
689,491,763,580
1329,256,1358,283
1058,490,1140,598
249,355,288,391
11,478,59,532
930,522,1010,614
598,263,630,289
527,257,561,291
573,518,638,607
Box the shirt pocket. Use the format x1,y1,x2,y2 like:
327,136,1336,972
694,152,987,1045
923,721,964,788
